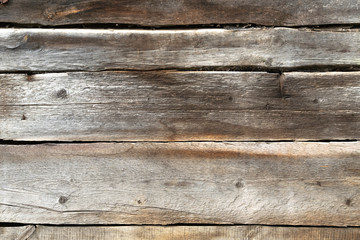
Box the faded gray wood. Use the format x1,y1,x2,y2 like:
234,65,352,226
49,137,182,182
0,226,35,240
1,225,360,240
0,0,360,27
2,71,360,110
1,28,360,71
0,71,359,141
0,142,359,225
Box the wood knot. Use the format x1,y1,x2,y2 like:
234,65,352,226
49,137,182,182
235,180,244,188
57,89,68,99
59,196,68,204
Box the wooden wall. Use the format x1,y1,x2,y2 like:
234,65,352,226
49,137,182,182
0,0,359,239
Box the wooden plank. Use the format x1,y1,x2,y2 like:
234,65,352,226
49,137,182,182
0,142,359,225
0,72,359,141
1,28,360,71
2,225,360,240
2,71,360,110
0,225,35,240
0,0,360,27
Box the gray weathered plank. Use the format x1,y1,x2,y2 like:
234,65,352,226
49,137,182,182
2,71,360,110
0,225,35,240
1,142,359,225
0,71,359,141
1,28,360,71
0,0,360,27
2,225,360,240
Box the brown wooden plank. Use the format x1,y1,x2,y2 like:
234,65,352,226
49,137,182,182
0,0,360,26
1,28,360,71
0,72,359,141
0,142,359,225
1,225,360,240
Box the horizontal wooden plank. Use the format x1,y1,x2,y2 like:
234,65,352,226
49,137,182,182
0,225,35,240
0,0,360,26
1,28,360,71
2,71,360,110
1,142,359,225
1,72,359,141
2,225,360,240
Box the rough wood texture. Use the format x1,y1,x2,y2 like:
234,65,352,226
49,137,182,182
1,28,360,71
1,71,359,141
0,0,360,26
0,226,35,240
1,142,359,225
2,225,360,240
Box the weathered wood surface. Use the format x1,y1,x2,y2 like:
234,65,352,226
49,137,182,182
2,225,360,240
1,71,359,141
0,0,360,27
1,142,359,225
1,28,360,71
0,225,35,240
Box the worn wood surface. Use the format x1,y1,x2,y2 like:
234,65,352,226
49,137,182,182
1,71,358,141
0,225,35,240
1,28,360,71
1,142,359,225
0,0,360,27
2,225,360,240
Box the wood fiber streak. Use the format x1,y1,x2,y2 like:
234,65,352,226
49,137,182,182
0,72,359,141
0,142,359,225
2,225,360,240
0,0,360,26
1,28,360,71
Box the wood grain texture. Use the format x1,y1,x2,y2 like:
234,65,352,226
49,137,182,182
0,0,360,26
0,71,359,141
1,28,360,71
1,142,359,225
0,226,35,240
2,225,360,240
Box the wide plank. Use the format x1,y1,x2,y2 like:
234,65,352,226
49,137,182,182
1,28,360,71
0,0,360,27
2,225,360,240
0,72,359,141
1,142,359,225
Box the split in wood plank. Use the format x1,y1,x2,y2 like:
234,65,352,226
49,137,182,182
2,225,360,240
1,28,360,71
0,0,360,27
0,71,359,141
1,142,359,225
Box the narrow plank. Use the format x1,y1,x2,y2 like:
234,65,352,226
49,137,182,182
1,28,360,71
0,0,360,27
1,142,359,225
0,72,358,141
1,225,359,240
